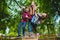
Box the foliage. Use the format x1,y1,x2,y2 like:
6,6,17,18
0,0,60,36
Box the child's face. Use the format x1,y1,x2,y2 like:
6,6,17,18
42,13,47,18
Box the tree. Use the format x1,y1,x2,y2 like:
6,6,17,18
0,0,60,36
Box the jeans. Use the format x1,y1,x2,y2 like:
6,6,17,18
32,24,38,33
18,21,26,36
28,21,32,32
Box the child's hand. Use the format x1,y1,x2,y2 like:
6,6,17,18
26,15,28,18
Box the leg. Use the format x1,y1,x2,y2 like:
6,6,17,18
28,22,32,32
22,22,26,36
32,24,38,33
18,22,22,36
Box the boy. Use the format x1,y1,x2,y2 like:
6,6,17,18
18,6,31,37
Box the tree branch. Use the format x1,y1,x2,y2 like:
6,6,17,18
13,0,20,7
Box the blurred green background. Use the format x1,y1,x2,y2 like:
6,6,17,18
0,0,60,36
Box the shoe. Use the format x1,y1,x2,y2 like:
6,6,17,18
17,35,21,38
36,33,40,36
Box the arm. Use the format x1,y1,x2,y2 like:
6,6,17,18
27,15,32,19
25,15,32,19
22,14,27,19
20,6,25,12
19,6,25,14
22,14,30,19
29,7,33,15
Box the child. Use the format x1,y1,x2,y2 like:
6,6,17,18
31,12,47,35
18,6,31,37
28,1,39,36
28,1,37,33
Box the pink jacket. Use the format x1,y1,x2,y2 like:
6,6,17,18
21,11,32,22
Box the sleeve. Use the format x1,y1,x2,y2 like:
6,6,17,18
37,13,41,16
28,15,32,19
37,13,42,20
27,13,32,19
22,14,29,19
22,14,26,19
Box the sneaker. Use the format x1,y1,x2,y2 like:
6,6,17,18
36,33,40,36
17,35,21,38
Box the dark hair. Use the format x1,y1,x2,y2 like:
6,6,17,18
25,6,28,8
25,6,29,9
